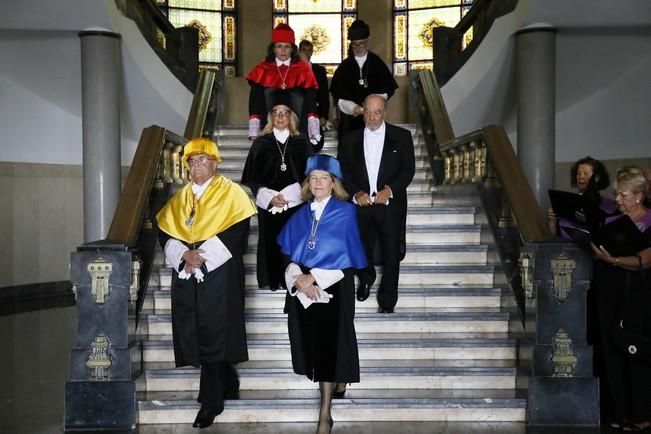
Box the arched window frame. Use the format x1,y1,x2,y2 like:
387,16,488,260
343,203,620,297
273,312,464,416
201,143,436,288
273,0,357,75
156,0,238,76
393,0,473,76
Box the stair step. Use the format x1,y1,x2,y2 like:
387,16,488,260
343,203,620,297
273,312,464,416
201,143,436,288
143,310,509,336
142,335,516,363
146,285,502,312
139,366,517,392
137,397,526,424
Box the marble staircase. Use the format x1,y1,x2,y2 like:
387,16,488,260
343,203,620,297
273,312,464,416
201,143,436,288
135,126,527,425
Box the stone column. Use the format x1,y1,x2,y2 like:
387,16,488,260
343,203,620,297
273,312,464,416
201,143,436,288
516,25,557,209
79,31,122,242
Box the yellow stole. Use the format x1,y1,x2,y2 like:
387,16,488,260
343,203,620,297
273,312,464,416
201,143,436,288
156,175,257,244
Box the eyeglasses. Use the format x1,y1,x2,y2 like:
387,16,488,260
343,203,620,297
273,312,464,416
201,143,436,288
350,40,368,48
614,190,634,198
187,156,214,166
271,109,291,117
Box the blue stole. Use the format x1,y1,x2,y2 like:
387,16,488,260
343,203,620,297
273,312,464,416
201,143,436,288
277,198,367,270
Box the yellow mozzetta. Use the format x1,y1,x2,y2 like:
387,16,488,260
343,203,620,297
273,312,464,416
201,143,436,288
156,175,256,244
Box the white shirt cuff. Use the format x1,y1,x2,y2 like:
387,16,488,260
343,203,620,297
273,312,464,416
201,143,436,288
310,268,344,291
338,99,359,116
256,187,278,209
198,236,233,273
164,239,188,271
285,263,304,295
279,182,303,208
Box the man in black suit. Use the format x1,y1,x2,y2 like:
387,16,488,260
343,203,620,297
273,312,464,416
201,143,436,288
338,95,415,313
299,39,329,153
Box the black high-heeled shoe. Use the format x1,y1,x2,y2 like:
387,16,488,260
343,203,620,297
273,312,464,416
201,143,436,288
332,383,347,399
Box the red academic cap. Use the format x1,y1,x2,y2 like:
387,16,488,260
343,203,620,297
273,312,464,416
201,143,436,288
272,23,295,45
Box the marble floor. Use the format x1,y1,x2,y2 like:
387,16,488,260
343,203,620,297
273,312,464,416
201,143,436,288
0,307,613,434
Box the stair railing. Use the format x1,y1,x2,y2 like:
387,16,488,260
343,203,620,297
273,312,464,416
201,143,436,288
115,0,199,92
64,68,220,431
411,68,551,317
433,0,518,86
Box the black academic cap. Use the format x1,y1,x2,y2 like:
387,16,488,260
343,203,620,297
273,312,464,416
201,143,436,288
348,19,370,41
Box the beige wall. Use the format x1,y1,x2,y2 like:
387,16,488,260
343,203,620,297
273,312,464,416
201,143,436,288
0,163,83,287
223,0,410,125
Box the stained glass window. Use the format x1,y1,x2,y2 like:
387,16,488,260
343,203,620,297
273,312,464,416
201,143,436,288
393,0,473,76
273,0,357,75
157,0,237,77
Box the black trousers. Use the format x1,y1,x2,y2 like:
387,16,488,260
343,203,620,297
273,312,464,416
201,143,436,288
357,203,403,310
198,362,238,412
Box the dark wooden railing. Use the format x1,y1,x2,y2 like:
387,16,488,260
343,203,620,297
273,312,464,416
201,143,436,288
64,68,221,429
434,0,518,86
115,0,199,91
411,66,551,317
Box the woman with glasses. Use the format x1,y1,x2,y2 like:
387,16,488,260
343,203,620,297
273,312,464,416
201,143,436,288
591,166,651,432
241,98,313,290
246,23,321,146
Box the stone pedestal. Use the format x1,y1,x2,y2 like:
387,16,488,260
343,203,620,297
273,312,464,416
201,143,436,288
522,242,600,426
64,242,137,431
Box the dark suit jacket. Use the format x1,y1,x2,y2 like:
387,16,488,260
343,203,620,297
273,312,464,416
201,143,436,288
338,123,415,204
312,63,330,120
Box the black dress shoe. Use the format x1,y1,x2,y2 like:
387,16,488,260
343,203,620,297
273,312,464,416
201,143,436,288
356,280,371,302
377,307,394,314
192,404,222,429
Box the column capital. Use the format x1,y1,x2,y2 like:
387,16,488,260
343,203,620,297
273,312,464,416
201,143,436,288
79,30,121,39
516,23,557,36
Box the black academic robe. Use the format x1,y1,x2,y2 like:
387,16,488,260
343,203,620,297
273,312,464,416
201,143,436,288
241,133,312,289
158,218,250,367
285,266,360,383
330,51,398,139
592,214,651,424
311,62,329,153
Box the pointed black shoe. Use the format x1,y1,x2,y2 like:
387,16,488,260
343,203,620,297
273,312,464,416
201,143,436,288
192,404,222,429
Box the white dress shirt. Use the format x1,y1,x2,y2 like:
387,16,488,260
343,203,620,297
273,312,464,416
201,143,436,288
364,122,386,195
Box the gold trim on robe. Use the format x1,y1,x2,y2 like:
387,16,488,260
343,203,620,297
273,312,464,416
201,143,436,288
156,175,257,244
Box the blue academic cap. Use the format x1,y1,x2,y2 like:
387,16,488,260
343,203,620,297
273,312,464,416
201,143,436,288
305,154,343,180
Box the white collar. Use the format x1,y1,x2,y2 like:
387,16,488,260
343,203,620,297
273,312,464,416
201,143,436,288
191,176,214,197
310,195,332,219
364,121,386,137
276,58,291,67
354,53,368,68
273,128,290,143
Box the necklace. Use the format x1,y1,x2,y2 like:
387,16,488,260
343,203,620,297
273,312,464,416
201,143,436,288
358,62,368,88
274,136,289,171
185,193,197,226
277,63,290,90
307,212,321,250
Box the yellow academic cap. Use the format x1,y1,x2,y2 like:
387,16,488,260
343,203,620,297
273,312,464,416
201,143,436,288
181,138,222,167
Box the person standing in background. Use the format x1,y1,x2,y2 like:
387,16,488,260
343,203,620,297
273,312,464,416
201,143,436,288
299,39,330,153
330,19,398,145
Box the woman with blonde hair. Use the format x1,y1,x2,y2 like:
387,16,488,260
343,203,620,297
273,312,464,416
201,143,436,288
241,96,313,290
591,166,651,431
277,155,367,433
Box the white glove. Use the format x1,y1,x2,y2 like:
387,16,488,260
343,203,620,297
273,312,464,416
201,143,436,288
248,118,260,139
307,116,321,144
270,204,289,214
